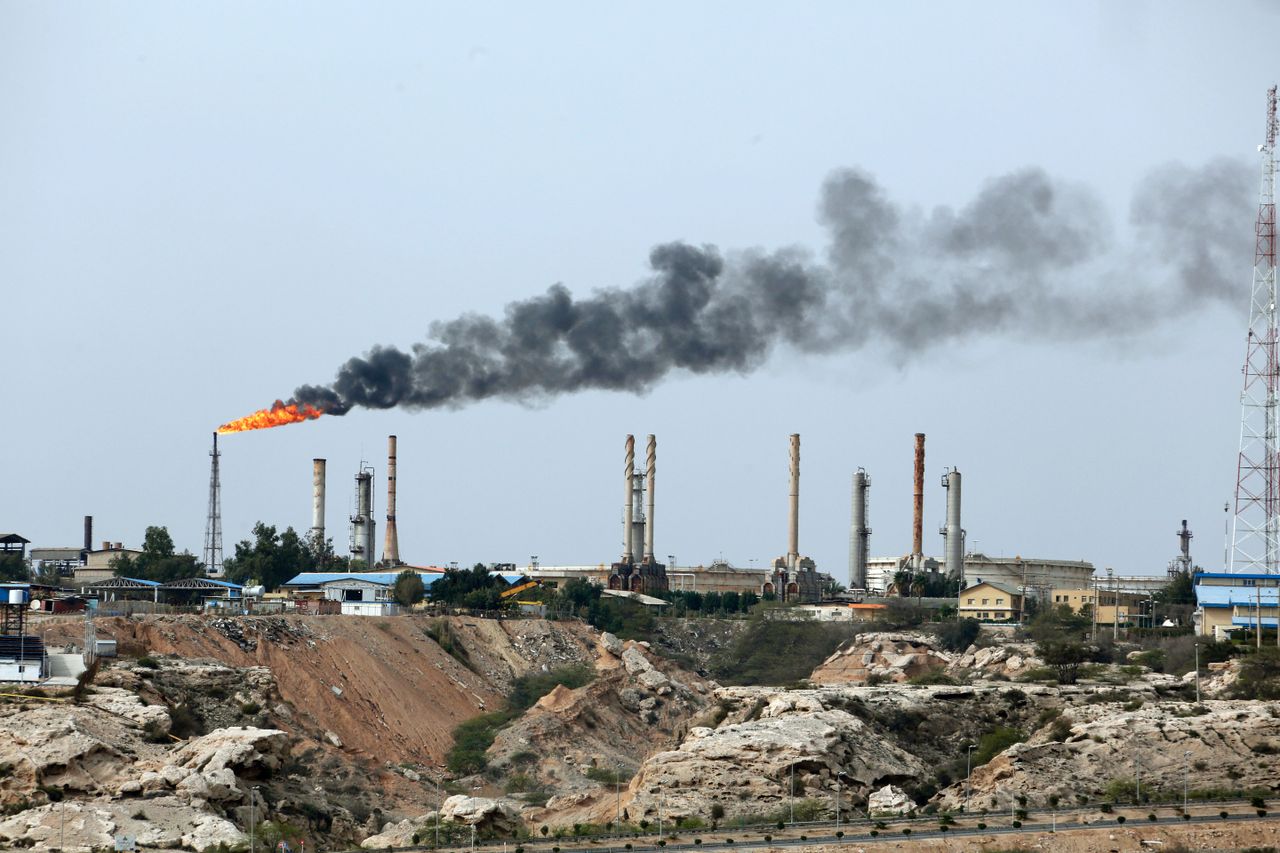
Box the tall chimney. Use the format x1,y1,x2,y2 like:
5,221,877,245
644,435,656,561
622,435,635,562
83,515,93,556
849,470,870,589
943,469,962,581
912,433,925,561
788,434,800,568
353,468,375,563
312,459,327,542
383,435,400,566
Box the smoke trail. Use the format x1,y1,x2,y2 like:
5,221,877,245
294,159,1255,415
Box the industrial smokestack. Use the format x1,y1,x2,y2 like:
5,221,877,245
622,435,635,562
644,435,656,562
352,468,375,564
312,459,327,542
83,516,93,557
788,434,800,567
849,470,869,589
912,433,925,560
383,435,400,566
943,469,963,580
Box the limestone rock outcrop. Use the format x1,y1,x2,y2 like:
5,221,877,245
0,797,246,852
810,632,953,684
622,689,927,822
934,700,1280,810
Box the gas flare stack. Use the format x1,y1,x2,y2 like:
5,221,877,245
608,434,668,594
767,434,821,603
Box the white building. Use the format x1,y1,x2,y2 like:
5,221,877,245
865,552,1095,597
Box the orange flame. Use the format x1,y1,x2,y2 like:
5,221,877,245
217,401,325,434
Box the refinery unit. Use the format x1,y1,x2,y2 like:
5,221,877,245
849,432,1097,596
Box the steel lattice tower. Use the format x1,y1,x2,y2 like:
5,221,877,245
203,432,224,577
1232,85,1279,573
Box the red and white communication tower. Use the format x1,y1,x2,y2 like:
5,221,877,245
1232,85,1280,573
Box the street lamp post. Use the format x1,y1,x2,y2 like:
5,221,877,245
1194,642,1201,704
964,744,976,814
1183,751,1191,813
249,786,260,853
835,775,840,831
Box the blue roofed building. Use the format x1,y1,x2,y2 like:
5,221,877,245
1194,572,1280,639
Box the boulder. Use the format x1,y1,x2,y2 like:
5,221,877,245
439,795,523,833
166,726,289,775
868,784,914,816
598,632,624,657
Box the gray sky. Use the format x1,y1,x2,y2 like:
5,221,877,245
2,2,1277,578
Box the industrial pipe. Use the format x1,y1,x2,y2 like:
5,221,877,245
83,515,93,556
788,434,800,567
623,435,635,562
383,435,400,566
912,433,925,559
644,435,656,561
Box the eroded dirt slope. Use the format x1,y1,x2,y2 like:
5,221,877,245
40,613,595,766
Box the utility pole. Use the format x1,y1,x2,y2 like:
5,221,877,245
789,764,794,825
1258,584,1264,650
1134,754,1141,805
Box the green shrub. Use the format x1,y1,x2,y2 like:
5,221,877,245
1116,815,1126,824
707,618,859,686
239,701,262,716
972,726,1025,766
137,657,159,669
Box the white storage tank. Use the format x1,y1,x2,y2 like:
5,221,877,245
7,589,27,605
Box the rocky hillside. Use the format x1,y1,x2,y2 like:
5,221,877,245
40,614,595,766
497,633,716,826
934,698,1280,810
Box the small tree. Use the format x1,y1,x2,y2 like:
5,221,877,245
393,570,426,607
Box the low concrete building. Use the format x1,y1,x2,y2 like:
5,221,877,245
1050,587,1146,627
527,561,772,595
1195,572,1280,639
75,543,143,585
958,581,1023,622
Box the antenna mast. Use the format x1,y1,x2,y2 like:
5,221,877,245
1232,85,1280,573
203,432,224,577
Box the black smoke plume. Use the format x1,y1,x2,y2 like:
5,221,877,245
294,160,1255,415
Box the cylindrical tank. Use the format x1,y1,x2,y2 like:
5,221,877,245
8,589,26,605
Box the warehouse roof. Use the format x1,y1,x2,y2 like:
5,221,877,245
1196,583,1280,608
